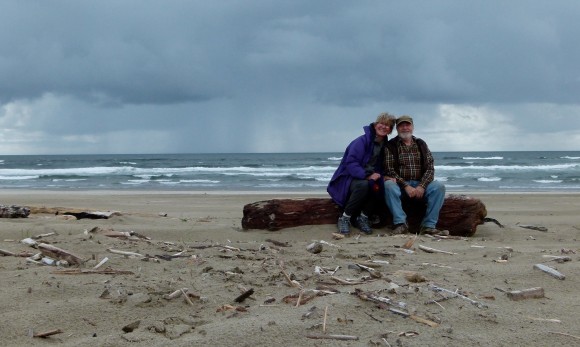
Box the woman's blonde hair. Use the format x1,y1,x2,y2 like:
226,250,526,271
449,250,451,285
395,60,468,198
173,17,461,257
375,112,396,127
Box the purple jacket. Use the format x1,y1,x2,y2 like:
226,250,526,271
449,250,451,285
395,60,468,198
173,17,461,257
327,123,384,207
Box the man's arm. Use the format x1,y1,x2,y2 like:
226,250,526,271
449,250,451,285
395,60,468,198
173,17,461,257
419,142,435,188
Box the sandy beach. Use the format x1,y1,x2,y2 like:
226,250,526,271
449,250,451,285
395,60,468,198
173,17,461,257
1,190,579,346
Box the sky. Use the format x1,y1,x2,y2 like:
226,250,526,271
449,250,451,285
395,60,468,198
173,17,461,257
1,1,579,155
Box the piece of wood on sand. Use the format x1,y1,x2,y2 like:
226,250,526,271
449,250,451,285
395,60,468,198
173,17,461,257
418,245,457,255
533,263,566,280
306,334,359,341
241,194,487,236
37,243,84,265
33,329,63,338
506,287,545,301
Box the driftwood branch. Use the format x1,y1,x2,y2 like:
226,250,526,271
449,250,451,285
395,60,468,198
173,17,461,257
38,243,84,265
306,334,359,341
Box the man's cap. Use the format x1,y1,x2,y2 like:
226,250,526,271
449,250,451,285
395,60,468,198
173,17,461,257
396,115,413,125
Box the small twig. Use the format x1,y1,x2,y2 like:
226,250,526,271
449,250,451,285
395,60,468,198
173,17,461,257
418,245,457,255
428,284,487,308
306,334,359,341
322,306,328,333
33,329,63,338
181,289,194,306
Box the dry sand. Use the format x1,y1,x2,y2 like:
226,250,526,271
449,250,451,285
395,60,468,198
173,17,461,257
1,191,579,346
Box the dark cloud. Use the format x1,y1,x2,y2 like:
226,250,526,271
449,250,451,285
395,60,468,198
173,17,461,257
1,1,579,154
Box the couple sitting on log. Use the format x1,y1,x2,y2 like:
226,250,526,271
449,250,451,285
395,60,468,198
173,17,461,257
327,113,446,236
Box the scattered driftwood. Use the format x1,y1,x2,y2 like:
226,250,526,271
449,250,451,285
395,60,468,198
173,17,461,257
241,194,487,236
234,288,255,303
38,243,84,265
51,268,134,275
33,329,63,338
0,204,30,218
533,263,566,280
506,287,545,301
306,334,359,341
428,284,488,308
63,211,120,220
542,255,572,263
518,224,548,232
90,227,151,242
0,248,16,256
418,245,457,255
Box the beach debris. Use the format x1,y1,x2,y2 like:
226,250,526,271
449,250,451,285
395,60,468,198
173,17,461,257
396,270,426,283
353,288,407,309
89,227,151,242
279,263,302,288
506,287,545,301
62,210,121,219
216,304,247,313
428,284,488,308
306,242,323,254
483,217,504,228
107,248,145,259
20,238,38,247
418,245,457,255
122,320,141,333
330,276,365,285
560,248,576,254
517,224,548,232
38,243,84,265
0,248,16,256
402,235,417,249
526,316,561,323
52,267,134,275
306,334,359,341
547,331,580,341
32,329,63,338
319,240,340,248
265,238,291,247
0,204,30,218
234,288,254,303
533,263,566,280
94,257,109,269
542,255,572,263
32,232,58,240
331,233,345,240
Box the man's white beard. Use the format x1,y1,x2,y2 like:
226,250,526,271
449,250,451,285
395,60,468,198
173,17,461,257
399,132,413,140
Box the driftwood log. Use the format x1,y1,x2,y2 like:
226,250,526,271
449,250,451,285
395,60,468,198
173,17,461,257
242,194,487,237
0,205,30,218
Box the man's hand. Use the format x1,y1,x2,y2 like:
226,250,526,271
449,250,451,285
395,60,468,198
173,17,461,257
415,186,425,199
367,173,381,181
404,185,416,198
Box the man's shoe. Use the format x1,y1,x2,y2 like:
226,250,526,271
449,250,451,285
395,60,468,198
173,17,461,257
419,226,448,235
355,214,372,234
337,215,351,235
391,223,409,235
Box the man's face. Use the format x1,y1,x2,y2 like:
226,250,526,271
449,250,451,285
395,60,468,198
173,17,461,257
397,122,413,139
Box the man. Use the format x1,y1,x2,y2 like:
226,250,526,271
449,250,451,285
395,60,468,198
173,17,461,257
327,113,396,235
383,115,446,235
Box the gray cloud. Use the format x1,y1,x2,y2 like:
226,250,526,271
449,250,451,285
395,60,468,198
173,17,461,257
1,1,579,154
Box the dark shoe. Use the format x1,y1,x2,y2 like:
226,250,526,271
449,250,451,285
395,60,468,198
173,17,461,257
337,215,351,235
419,226,448,235
391,223,409,235
355,214,372,235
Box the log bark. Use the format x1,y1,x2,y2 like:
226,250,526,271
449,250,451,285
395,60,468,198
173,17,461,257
241,194,487,237
0,205,30,218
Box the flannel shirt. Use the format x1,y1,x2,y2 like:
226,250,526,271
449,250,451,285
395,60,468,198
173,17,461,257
384,138,435,189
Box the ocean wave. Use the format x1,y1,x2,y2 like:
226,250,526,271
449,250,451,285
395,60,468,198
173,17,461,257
562,156,580,160
0,175,38,180
478,177,502,182
436,163,578,171
327,157,342,161
533,180,563,184
462,156,503,160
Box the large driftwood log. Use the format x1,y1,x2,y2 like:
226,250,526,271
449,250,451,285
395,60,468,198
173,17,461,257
241,194,487,237
0,205,30,218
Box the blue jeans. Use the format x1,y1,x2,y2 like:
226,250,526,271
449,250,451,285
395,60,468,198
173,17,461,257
383,180,445,228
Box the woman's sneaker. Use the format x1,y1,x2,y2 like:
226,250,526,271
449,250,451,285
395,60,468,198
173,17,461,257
391,223,409,235
355,214,372,234
337,215,351,235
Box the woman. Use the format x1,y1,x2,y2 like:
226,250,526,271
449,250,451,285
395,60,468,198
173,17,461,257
327,112,396,235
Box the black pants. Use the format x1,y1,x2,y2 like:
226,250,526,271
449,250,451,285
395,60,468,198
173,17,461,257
343,179,375,216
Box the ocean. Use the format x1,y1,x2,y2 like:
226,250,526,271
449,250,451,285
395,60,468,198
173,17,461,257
0,151,579,192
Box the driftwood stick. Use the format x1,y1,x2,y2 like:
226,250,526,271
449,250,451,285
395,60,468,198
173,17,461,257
38,243,84,265
51,268,134,275
418,245,457,255
409,314,440,327
0,248,16,256
306,334,359,341
323,306,328,333
234,288,255,303
354,289,407,309
428,284,487,308
33,329,63,338
94,257,109,269
181,289,195,306
330,276,365,285
533,264,566,280
107,248,145,258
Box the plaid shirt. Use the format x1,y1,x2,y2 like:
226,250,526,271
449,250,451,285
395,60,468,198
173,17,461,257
384,137,435,188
